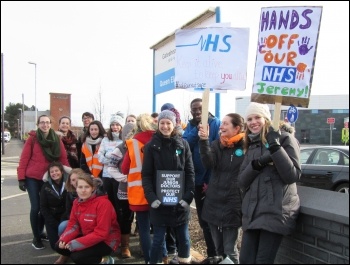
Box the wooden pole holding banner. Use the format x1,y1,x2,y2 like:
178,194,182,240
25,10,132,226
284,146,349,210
201,88,210,130
272,96,282,130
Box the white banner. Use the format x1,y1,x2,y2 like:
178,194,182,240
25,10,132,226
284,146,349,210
175,27,249,91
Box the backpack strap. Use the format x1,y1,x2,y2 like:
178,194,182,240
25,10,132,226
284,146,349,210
30,130,37,154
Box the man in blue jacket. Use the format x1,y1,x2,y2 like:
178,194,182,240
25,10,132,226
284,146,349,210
183,98,221,263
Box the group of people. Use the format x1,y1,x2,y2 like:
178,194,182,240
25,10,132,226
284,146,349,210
17,100,301,264
17,112,122,264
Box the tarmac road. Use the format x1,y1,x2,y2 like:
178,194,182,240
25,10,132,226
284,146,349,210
1,139,203,264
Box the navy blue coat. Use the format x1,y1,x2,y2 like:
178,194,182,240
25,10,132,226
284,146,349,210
142,132,195,227
183,115,221,186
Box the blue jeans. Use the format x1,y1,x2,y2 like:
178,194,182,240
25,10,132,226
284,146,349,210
26,178,45,239
135,211,152,264
150,223,190,263
58,220,68,237
239,229,283,264
208,223,239,263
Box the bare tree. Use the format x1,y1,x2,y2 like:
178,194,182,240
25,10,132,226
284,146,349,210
93,86,105,124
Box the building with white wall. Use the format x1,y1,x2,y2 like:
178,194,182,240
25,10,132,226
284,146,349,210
23,110,50,133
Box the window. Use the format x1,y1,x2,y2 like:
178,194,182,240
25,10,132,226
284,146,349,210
332,109,349,114
328,151,340,165
300,149,313,164
312,149,340,165
300,129,310,143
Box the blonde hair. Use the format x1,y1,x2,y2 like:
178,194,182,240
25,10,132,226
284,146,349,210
65,168,85,192
279,121,295,134
135,113,157,133
243,119,271,152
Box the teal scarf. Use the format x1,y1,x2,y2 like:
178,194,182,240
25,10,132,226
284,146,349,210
36,128,61,162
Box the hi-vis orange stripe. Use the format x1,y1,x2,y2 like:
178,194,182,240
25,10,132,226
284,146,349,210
126,139,148,206
81,142,103,178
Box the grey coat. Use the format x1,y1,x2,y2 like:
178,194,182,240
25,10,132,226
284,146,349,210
238,132,301,235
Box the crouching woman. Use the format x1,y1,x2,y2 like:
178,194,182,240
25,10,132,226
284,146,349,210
55,173,121,264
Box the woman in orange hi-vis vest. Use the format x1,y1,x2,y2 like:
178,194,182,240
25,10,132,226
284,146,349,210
80,120,106,178
121,113,158,264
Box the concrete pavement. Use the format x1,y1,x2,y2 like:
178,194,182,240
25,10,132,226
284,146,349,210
1,139,203,264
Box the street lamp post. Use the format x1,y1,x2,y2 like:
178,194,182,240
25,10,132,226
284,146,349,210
235,97,244,114
17,119,20,139
28,61,37,125
18,108,23,140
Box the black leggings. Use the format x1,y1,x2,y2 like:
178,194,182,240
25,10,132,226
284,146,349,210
55,241,112,264
116,199,134,234
194,185,217,257
239,229,283,264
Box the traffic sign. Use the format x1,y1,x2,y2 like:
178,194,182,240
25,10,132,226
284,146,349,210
327,117,335,124
287,105,298,123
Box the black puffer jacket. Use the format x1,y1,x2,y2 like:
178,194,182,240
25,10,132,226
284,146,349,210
200,138,244,228
60,191,78,221
40,180,67,227
238,132,301,236
142,132,195,227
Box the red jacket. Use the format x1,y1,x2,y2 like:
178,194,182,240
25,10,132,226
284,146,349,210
60,194,121,252
17,131,70,181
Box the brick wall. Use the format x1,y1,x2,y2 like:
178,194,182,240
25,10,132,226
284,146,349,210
275,186,349,264
50,93,71,130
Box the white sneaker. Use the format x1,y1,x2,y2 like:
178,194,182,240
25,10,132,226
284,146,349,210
100,256,114,264
219,256,234,264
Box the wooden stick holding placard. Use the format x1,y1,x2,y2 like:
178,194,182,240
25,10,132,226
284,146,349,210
272,96,282,130
201,88,210,130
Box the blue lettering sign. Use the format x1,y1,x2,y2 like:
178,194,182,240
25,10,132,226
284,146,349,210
163,197,178,203
262,66,296,83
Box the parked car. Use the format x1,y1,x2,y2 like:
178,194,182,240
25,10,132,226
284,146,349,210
299,146,349,194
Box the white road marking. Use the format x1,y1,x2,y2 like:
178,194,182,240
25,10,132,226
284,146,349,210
1,193,27,201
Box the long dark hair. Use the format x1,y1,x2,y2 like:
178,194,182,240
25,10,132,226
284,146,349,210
82,120,106,142
224,113,244,133
106,125,122,141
